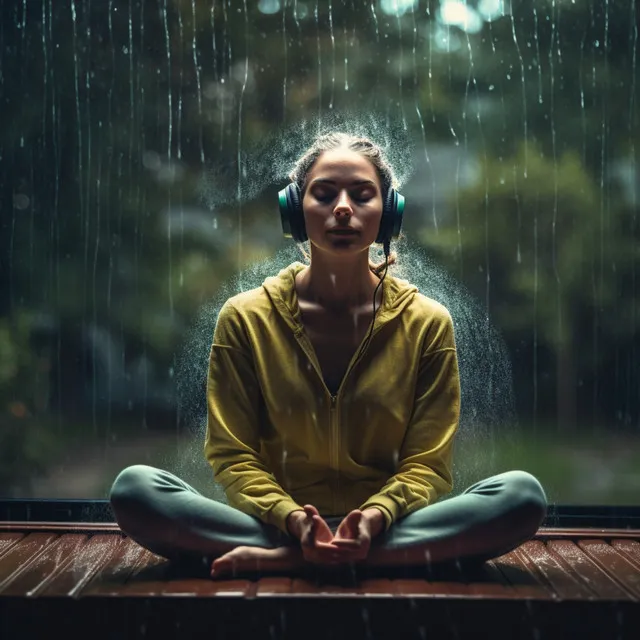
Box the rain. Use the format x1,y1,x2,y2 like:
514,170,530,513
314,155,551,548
0,0,638,634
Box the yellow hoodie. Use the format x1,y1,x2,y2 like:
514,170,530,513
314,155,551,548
204,261,460,535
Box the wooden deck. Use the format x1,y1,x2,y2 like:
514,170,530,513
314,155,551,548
0,521,639,639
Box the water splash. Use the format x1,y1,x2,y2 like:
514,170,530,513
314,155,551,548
198,109,416,212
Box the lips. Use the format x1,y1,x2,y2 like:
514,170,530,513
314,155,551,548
329,230,359,235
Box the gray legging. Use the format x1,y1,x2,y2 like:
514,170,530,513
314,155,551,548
109,465,547,569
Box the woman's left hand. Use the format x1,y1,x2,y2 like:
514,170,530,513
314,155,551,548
331,509,373,563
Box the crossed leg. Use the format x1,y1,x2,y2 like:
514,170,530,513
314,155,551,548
211,470,547,578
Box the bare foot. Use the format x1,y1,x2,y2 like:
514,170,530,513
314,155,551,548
210,545,304,579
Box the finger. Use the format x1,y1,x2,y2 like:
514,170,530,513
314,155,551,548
331,538,361,547
301,519,315,548
341,511,362,538
314,540,348,551
313,543,357,561
312,516,335,543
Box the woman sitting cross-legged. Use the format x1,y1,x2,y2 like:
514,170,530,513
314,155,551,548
109,131,547,580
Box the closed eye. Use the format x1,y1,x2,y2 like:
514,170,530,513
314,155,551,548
315,193,373,203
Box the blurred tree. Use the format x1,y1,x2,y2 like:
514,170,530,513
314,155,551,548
420,142,639,430
0,314,59,492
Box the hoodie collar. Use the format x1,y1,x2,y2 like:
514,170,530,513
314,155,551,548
263,261,418,335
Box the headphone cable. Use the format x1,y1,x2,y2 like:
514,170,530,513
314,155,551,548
353,238,390,369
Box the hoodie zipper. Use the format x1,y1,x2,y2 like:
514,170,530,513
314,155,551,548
295,310,381,515
328,331,372,514
330,394,338,514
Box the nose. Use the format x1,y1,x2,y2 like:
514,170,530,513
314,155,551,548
334,190,353,214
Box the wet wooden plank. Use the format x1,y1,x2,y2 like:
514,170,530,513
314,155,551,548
578,539,640,600
534,528,640,539
519,540,595,600
0,532,25,557
490,548,554,599
37,534,124,597
355,579,394,596
394,560,509,597
161,568,251,597
374,563,473,596
291,576,324,594
0,534,88,596
112,548,255,597
0,532,59,593
161,577,227,596
152,566,251,597
611,539,640,569
291,573,367,595
288,569,367,596
105,547,175,596
255,576,294,595
188,579,256,597
211,580,258,597
391,578,471,596
0,522,121,533
464,560,516,598
546,539,633,600
82,536,149,596
313,581,362,596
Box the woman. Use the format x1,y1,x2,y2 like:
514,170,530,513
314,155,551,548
109,132,547,580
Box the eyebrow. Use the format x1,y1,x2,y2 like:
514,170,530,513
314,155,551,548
310,178,377,187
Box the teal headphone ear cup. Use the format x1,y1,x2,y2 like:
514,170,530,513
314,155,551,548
278,183,307,242
279,182,404,246
376,188,405,245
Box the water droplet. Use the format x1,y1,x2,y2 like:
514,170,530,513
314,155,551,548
13,194,30,210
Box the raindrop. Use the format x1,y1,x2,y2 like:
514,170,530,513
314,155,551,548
13,194,30,210
258,0,280,15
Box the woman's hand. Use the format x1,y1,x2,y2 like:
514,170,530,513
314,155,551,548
331,509,375,563
294,505,361,566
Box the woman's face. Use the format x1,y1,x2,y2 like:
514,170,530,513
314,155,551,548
301,149,384,253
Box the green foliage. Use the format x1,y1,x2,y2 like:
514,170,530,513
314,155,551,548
419,142,639,373
0,314,61,493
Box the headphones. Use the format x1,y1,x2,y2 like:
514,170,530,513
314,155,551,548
278,182,405,247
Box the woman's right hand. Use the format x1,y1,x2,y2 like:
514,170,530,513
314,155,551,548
290,505,360,566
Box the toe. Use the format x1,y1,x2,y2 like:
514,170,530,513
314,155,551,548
211,558,226,573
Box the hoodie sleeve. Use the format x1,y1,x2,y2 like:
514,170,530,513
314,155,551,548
359,307,460,532
204,300,304,536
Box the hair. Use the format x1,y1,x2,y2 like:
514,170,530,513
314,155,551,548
287,131,401,277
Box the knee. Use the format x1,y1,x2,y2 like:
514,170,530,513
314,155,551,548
109,464,156,506
503,470,548,525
